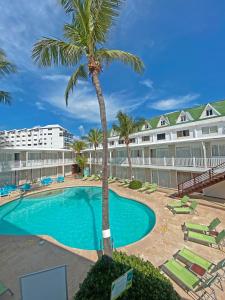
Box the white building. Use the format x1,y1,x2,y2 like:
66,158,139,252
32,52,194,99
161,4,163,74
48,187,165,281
84,100,225,199
0,124,74,149
0,147,74,186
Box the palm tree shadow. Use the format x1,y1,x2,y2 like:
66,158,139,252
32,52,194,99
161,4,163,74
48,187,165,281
74,187,103,258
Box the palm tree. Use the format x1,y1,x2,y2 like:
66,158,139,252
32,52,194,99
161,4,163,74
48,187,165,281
83,128,102,164
113,111,144,179
32,0,144,257
71,140,87,155
76,154,87,176
0,48,17,104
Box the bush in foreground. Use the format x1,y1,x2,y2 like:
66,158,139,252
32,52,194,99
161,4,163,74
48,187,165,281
74,252,180,300
128,180,142,190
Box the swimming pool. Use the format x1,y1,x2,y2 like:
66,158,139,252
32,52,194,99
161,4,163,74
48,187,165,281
0,186,156,250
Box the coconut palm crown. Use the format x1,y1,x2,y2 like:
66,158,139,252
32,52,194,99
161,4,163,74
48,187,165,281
32,0,144,257
71,140,87,154
0,48,17,104
113,111,145,179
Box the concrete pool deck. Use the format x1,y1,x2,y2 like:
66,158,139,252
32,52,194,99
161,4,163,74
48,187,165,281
0,177,225,299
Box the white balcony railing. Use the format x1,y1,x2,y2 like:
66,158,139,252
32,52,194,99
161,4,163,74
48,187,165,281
87,157,225,169
0,158,74,172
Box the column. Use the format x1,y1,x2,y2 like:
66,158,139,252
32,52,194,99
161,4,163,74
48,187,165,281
142,148,145,165
202,142,207,169
109,151,112,177
62,151,65,176
89,152,92,175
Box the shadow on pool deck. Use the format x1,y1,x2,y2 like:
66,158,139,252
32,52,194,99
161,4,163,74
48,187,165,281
0,235,95,300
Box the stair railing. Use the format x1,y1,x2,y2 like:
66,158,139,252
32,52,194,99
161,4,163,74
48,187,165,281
178,161,225,195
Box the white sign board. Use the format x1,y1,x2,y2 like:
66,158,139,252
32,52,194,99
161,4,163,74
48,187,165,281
111,269,133,300
20,265,68,300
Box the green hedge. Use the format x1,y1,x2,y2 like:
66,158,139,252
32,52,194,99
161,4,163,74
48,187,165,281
74,252,180,300
128,180,142,190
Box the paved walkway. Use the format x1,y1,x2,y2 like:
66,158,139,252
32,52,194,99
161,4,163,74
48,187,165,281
0,178,224,299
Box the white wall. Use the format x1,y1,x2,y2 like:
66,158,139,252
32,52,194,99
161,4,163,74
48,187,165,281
203,181,225,199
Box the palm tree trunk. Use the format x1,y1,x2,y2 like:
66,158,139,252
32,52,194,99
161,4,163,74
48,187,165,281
126,143,132,180
92,71,112,257
94,146,97,174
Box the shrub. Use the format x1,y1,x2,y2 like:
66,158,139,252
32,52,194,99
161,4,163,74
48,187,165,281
128,180,142,190
74,252,180,300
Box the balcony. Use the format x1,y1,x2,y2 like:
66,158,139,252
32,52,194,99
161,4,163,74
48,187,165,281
87,157,225,171
0,158,74,172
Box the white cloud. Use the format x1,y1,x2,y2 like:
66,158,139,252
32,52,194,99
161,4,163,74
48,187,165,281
140,79,154,89
41,81,146,123
42,74,70,82
150,93,200,111
35,101,45,111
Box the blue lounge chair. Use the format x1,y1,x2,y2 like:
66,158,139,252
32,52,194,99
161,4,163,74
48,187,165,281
20,183,31,192
56,176,64,183
0,188,10,197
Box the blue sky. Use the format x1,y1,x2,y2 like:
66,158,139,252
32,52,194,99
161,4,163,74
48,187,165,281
1,0,225,137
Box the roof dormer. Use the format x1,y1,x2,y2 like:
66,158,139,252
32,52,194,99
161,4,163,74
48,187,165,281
200,104,221,119
110,129,117,137
157,115,170,127
176,111,193,124
141,121,151,131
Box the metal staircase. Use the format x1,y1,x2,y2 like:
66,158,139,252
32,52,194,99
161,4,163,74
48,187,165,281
178,162,225,196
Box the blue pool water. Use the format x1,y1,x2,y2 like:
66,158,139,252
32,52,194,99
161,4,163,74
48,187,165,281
0,187,156,250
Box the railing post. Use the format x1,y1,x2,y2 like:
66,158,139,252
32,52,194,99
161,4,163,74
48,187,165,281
172,157,175,167
193,157,196,167
163,157,166,166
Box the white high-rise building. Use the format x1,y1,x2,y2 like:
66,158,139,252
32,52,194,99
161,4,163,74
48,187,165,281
0,124,74,149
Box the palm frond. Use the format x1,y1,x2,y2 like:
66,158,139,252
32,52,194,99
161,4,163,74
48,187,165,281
96,49,144,73
0,48,17,76
0,91,11,105
65,64,88,105
91,0,124,43
32,38,83,67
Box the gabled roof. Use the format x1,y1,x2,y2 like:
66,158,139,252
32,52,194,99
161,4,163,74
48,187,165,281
145,99,225,130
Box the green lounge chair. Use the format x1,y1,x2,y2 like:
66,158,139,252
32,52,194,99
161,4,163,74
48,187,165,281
145,183,158,194
119,179,129,186
184,218,221,233
123,180,131,187
186,229,225,250
88,175,96,181
161,259,219,297
82,175,88,181
167,195,189,209
172,200,198,215
176,248,213,272
0,281,13,296
108,177,117,183
176,248,225,278
137,182,151,192
161,259,200,291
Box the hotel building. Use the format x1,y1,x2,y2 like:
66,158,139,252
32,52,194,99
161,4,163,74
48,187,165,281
0,124,73,149
84,100,225,199
0,125,75,186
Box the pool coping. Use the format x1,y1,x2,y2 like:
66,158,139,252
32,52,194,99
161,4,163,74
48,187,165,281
0,181,158,258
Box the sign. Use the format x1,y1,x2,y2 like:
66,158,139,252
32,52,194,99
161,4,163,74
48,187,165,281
111,269,133,300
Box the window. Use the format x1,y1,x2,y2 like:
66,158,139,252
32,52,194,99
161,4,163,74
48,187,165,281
206,109,213,116
118,140,124,144
144,123,150,130
161,120,166,126
142,136,150,142
109,141,114,146
180,115,187,122
48,133,52,135
129,138,135,143
157,133,166,140
212,144,225,157
202,126,218,135
177,130,190,138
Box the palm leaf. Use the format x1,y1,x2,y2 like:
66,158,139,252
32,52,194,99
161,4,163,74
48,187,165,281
0,49,17,76
96,49,144,73
91,0,124,43
0,91,11,105
32,38,83,67
65,64,88,105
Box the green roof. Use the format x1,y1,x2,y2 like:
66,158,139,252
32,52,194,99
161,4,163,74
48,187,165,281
146,99,225,130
